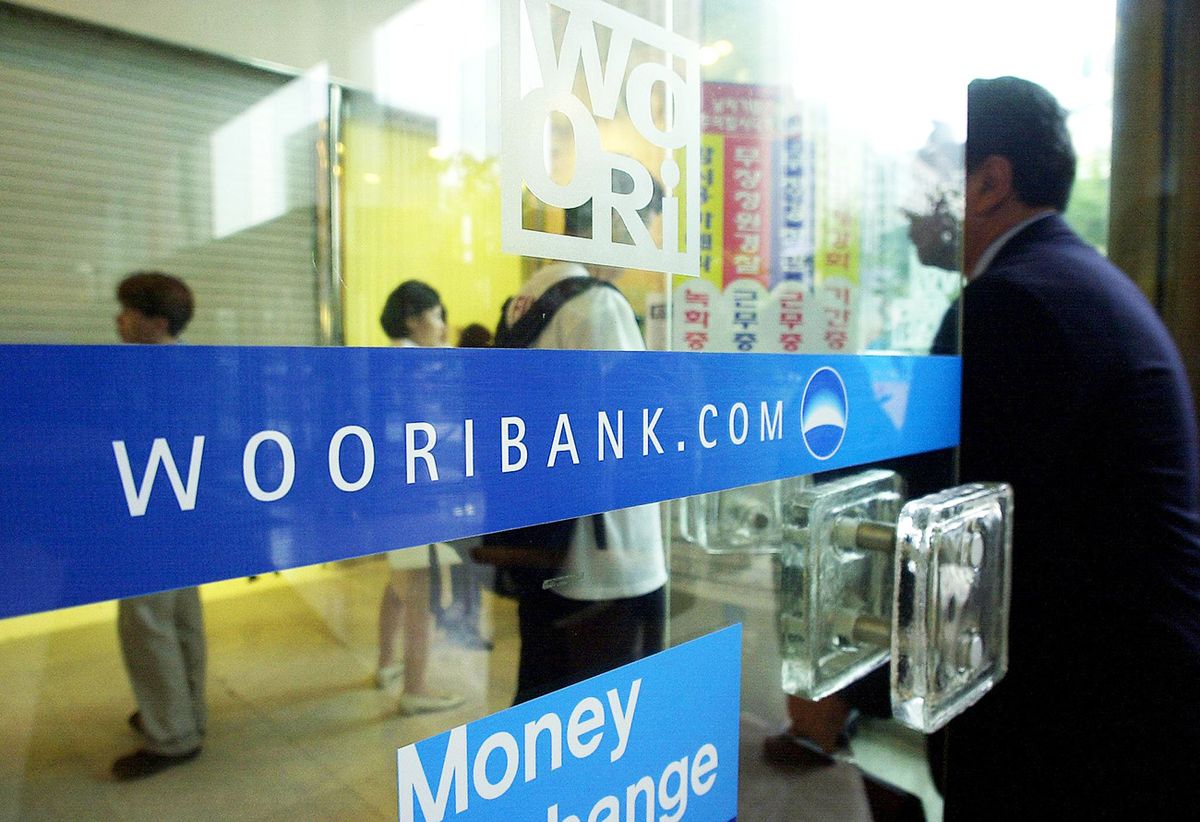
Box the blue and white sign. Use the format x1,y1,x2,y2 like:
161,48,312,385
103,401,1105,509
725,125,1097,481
397,625,740,822
800,366,848,460
0,345,959,617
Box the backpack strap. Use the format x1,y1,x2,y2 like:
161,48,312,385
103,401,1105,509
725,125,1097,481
494,276,622,349
493,276,624,552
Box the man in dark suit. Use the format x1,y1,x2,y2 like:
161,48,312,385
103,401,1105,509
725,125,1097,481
932,76,1200,819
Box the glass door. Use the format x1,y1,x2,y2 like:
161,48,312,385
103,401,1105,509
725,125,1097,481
0,2,1056,819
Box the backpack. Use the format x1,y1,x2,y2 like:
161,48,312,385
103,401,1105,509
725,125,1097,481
474,275,618,595
493,275,621,348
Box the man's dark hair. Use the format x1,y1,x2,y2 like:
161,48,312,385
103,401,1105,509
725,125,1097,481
967,76,1076,211
457,323,492,348
380,280,443,340
116,271,194,337
564,169,665,239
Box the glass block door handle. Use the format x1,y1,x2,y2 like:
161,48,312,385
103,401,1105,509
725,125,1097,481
779,471,1012,733
890,482,1012,732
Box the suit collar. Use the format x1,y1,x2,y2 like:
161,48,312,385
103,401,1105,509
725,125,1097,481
971,210,1058,279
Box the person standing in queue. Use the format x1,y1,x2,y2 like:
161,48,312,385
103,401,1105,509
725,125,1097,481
429,322,495,652
374,280,465,716
111,271,207,781
494,177,669,705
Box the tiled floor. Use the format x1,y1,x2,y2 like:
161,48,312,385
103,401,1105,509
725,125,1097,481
0,557,941,821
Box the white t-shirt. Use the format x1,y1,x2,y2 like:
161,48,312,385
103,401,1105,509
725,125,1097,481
507,262,667,601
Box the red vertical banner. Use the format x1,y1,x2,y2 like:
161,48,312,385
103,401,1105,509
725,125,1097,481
702,82,779,288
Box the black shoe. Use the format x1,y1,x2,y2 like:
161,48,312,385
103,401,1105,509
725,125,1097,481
112,747,200,781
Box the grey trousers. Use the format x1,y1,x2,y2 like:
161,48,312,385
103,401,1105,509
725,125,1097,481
117,587,207,755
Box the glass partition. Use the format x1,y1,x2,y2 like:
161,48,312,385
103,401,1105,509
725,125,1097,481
0,0,1112,819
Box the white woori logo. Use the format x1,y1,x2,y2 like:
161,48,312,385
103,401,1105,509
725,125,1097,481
501,0,701,275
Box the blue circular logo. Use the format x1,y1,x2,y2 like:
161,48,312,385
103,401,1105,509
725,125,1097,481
801,367,848,460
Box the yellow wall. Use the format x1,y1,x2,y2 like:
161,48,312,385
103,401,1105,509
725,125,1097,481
340,121,521,347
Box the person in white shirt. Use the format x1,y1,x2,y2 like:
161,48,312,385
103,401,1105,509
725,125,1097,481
501,186,668,704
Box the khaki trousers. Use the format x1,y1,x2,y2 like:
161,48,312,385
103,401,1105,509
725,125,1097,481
117,587,206,755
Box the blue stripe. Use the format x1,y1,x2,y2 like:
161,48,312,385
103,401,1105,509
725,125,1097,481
0,345,960,617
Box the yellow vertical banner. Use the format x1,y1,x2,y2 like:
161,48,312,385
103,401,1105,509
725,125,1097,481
813,113,863,352
816,127,862,287
698,133,725,291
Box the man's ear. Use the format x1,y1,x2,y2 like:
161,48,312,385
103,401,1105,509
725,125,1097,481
973,155,1014,214
150,315,172,341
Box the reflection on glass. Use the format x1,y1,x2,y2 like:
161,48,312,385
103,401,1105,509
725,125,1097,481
210,64,329,239
372,0,496,160
340,90,519,347
0,9,325,345
674,70,963,356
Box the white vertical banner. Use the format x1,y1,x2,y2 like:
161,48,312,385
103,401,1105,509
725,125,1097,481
814,277,861,353
671,277,721,352
500,0,702,276
763,282,809,353
720,278,769,353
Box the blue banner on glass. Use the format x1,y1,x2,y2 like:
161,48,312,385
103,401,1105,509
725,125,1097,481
397,625,741,822
0,345,959,617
